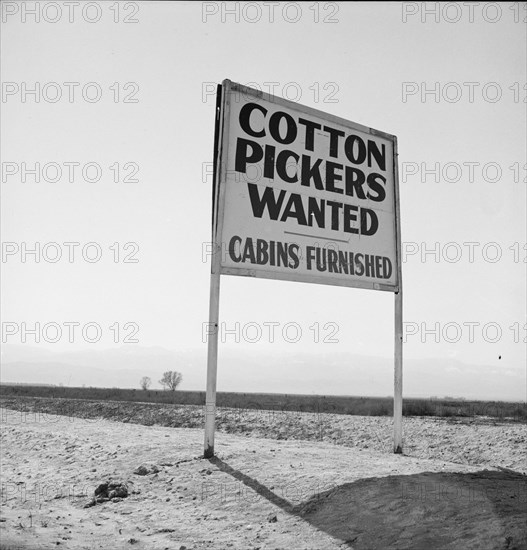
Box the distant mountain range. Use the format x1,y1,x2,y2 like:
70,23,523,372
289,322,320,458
0,344,525,401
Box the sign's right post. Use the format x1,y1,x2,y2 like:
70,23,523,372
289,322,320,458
393,137,403,454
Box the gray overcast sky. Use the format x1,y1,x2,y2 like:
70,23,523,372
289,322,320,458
1,2,526,399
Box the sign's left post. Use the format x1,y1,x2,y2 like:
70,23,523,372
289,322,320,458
204,265,221,458
204,81,230,458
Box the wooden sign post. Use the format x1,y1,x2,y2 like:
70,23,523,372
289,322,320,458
204,266,221,458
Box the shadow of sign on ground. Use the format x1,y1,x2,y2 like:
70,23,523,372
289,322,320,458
209,458,527,549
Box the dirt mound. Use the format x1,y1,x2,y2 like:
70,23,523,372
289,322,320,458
297,469,527,549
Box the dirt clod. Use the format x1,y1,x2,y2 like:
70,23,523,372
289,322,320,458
84,481,128,507
133,464,159,476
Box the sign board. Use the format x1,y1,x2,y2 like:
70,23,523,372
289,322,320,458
213,80,401,293
205,80,403,458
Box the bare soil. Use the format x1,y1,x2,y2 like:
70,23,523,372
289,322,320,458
0,403,526,549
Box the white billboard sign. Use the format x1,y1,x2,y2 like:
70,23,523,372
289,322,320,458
205,80,403,459
213,80,401,292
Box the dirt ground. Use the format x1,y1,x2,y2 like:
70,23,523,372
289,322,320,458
1,406,526,549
